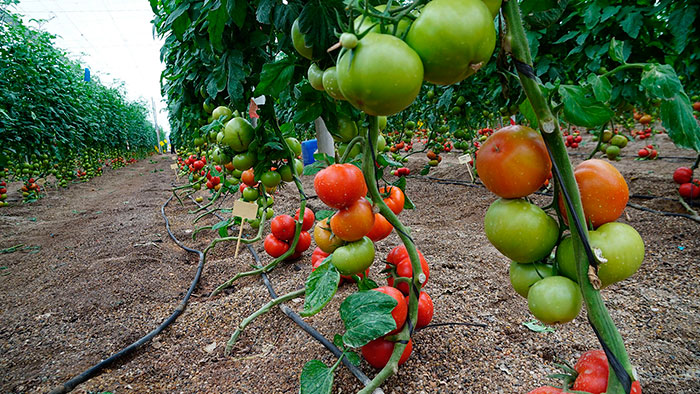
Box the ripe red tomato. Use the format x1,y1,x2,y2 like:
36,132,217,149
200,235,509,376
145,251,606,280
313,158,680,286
264,234,289,258
405,291,434,329
387,249,430,295
673,167,693,184
271,214,296,241
330,197,375,242
378,186,405,215
373,286,408,335
559,159,629,228
679,181,700,199
314,164,367,209
366,213,393,242
475,125,552,198
294,231,312,253
361,337,412,369
573,350,642,394
241,169,256,187
295,207,315,231
311,247,329,266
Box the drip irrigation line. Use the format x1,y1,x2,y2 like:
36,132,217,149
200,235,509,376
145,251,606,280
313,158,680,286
48,195,205,394
187,194,376,389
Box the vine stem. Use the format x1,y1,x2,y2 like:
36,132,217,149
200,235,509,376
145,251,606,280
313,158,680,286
357,116,423,394
503,2,633,393
224,288,305,355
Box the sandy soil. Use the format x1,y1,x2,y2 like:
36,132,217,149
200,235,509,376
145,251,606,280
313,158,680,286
0,131,698,394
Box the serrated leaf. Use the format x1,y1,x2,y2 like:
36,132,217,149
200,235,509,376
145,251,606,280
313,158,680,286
378,153,403,168
256,0,276,24
299,360,333,394
523,320,555,333
553,31,578,45
302,161,325,176
641,64,682,100
255,56,296,98
356,277,378,291
226,0,247,28
600,5,621,22
302,260,340,317
436,87,453,111
558,85,614,128
668,8,696,54
620,10,643,39
212,218,230,231
608,38,626,63
340,291,397,348
660,92,700,151
587,74,612,103
582,4,601,29
207,2,227,51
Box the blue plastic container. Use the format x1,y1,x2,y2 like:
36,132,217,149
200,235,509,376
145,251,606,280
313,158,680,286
301,139,318,165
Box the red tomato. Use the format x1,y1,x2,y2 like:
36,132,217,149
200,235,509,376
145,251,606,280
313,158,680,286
679,181,700,199
294,231,312,253
314,163,367,209
271,214,296,241
405,291,434,329
559,159,629,228
238,183,246,193
573,349,643,394
193,160,205,171
373,286,408,335
475,125,552,198
295,207,315,231
378,186,405,214
311,247,330,266
673,167,693,184
264,234,289,258
366,213,393,242
361,337,412,369
241,169,256,187
330,197,375,242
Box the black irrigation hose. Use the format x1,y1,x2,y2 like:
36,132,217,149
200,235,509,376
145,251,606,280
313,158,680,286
186,194,376,388
48,195,205,394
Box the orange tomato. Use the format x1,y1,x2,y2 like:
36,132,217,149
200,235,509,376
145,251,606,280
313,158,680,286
379,186,405,215
330,198,375,242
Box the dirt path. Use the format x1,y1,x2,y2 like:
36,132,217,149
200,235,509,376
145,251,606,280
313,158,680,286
1,132,699,394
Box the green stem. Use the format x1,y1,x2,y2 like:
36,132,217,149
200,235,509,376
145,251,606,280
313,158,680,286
356,115,421,394
189,185,223,214
224,288,305,356
340,135,365,163
503,2,634,393
587,124,607,160
600,63,647,79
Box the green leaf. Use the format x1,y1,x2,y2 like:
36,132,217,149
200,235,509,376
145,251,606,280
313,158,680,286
377,153,403,168
299,360,333,394
315,210,334,221
520,0,558,14
587,74,612,103
641,64,682,100
608,38,627,63
582,4,601,29
558,85,614,128
523,320,555,333
212,218,230,231
668,8,696,54
340,291,397,348
660,92,700,152
256,0,276,24
519,98,539,127
403,192,415,210
600,5,621,23
255,56,296,98
207,1,228,51
302,259,340,317
553,31,578,45
356,277,378,291
436,87,453,111
620,10,643,39
226,0,248,28
302,161,325,175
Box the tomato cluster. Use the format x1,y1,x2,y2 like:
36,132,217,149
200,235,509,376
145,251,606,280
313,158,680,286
0,180,7,207
563,128,582,149
478,125,645,325
636,144,658,159
264,208,314,260
673,166,700,200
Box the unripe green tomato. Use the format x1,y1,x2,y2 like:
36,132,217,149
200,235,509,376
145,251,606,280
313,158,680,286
331,237,375,275
308,64,325,91
377,134,387,153
377,116,387,131
610,134,628,148
527,276,582,324
291,19,313,60
278,164,294,182
509,261,555,298
233,151,256,171
340,33,358,49
261,170,282,188
242,187,259,201
232,169,243,178
322,67,346,101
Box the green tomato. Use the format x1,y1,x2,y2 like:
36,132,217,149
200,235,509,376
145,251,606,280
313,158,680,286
242,187,259,202
212,106,233,122
331,236,375,275
509,261,555,298
261,170,282,188
527,276,582,324
556,223,644,288
233,151,256,171
203,99,215,114
405,120,416,130
340,32,358,49
291,19,313,60
335,116,359,142
231,169,243,178
455,96,467,106
605,145,620,160
377,134,386,153
481,0,502,18
377,116,387,131
337,33,423,116
308,63,325,91
286,137,303,157
337,142,361,159
216,131,225,144
293,158,304,175
278,164,294,182
405,0,496,85
322,67,346,101
222,117,255,152
610,134,628,148
484,198,559,263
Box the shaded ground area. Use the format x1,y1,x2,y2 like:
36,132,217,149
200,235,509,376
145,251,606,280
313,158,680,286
0,131,698,394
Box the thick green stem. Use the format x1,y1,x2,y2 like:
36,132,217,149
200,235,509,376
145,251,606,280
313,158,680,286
503,2,634,393
224,288,305,356
340,135,365,163
356,116,422,394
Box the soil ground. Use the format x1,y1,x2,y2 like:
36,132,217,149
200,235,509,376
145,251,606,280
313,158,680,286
1,131,699,394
